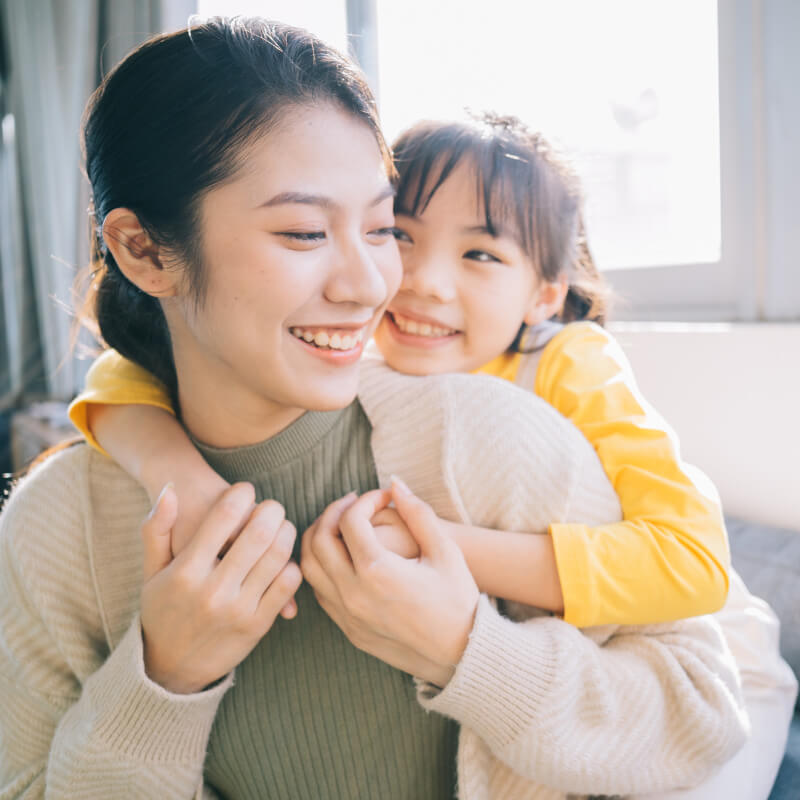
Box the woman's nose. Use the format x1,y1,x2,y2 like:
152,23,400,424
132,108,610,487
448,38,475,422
325,237,397,309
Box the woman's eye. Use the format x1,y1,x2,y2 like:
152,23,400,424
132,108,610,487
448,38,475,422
392,228,413,244
368,226,399,240
279,231,326,242
464,249,501,263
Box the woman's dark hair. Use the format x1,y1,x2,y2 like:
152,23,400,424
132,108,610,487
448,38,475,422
391,113,610,350
80,16,390,406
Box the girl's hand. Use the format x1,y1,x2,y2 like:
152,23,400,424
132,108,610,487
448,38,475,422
167,470,231,556
370,506,420,559
139,482,303,694
301,480,479,687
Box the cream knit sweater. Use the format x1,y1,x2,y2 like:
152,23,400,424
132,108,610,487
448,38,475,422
0,361,747,799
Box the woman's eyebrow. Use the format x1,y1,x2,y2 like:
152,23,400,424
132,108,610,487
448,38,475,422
258,184,395,210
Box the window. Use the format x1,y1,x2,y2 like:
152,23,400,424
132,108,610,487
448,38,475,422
378,0,720,276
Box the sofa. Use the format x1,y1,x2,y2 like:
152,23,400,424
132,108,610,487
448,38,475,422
727,517,800,799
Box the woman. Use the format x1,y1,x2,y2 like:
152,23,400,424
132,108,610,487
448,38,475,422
0,18,746,799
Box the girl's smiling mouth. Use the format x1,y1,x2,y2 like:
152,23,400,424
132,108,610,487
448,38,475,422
386,310,461,340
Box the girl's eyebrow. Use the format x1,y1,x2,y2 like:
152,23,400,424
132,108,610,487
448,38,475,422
462,224,508,238
259,184,395,210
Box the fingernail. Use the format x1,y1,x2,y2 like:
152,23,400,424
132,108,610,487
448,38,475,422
390,475,411,495
152,481,173,507
147,482,173,520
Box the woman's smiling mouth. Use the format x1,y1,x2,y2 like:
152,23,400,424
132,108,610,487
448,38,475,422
289,326,366,351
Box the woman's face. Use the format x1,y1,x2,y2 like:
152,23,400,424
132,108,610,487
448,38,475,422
164,104,401,446
374,160,548,375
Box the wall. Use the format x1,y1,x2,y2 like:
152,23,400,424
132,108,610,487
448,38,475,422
610,323,800,531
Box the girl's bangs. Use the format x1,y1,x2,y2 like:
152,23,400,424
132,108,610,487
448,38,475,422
393,123,535,256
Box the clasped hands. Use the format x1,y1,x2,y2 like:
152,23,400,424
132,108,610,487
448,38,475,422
301,478,480,688
139,477,479,694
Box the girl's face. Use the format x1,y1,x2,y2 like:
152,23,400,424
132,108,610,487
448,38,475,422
163,104,401,446
374,160,559,376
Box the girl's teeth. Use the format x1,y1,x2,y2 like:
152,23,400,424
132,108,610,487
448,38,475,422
314,331,330,347
330,333,342,349
393,314,455,337
303,331,314,343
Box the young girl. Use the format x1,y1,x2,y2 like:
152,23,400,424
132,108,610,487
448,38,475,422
70,115,727,629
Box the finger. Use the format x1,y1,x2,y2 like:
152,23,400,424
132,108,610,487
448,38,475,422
179,482,256,571
142,483,178,581
338,489,393,570
301,493,357,591
371,507,401,526
310,514,356,588
301,491,358,565
241,519,296,600
254,561,303,630
279,597,298,619
390,476,447,560
218,500,285,585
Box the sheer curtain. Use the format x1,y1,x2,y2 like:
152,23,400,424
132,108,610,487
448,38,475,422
0,0,194,406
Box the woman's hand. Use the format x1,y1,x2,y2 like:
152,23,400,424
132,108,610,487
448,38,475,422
166,472,297,621
301,479,479,687
139,482,303,694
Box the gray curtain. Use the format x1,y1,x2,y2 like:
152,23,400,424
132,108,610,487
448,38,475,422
0,0,194,406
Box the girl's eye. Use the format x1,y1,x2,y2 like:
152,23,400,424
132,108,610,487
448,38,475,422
279,231,326,242
464,249,501,263
392,227,413,244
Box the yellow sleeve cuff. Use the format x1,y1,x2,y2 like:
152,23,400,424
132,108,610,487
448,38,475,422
549,522,596,627
68,350,175,454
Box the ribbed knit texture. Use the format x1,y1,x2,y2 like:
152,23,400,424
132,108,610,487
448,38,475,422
0,365,752,799
195,401,458,800
0,447,232,800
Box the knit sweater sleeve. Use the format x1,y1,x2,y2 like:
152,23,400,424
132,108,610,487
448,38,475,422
386,371,748,796
0,447,230,799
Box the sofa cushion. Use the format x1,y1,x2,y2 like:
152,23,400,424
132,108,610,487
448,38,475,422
727,516,800,681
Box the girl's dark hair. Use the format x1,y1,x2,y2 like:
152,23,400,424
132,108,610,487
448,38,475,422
79,16,390,405
391,113,610,350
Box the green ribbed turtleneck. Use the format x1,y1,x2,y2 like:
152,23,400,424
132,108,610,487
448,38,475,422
195,400,457,800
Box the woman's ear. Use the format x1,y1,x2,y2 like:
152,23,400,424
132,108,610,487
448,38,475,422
523,278,570,326
102,208,179,297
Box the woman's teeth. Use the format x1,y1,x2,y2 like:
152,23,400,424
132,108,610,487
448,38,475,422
392,312,456,337
290,327,364,351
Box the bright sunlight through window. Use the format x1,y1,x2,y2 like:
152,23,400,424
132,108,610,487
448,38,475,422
198,0,720,271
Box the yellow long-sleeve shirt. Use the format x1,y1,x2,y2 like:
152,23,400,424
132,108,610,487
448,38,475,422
68,320,729,627
476,321,729,626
